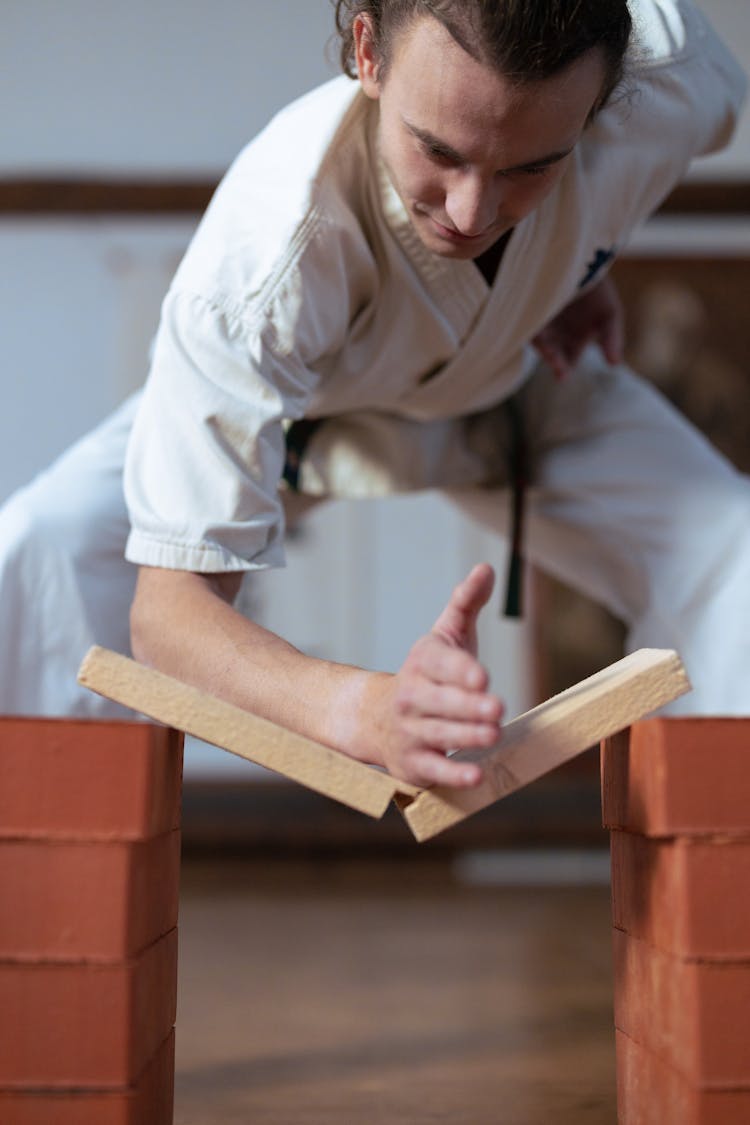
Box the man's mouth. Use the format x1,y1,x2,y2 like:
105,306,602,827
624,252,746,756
420,211,495,244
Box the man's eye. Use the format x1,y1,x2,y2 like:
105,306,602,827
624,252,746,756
499,164,555,180
422,144,458,165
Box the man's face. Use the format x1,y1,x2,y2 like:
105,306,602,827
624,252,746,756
355,15,606,261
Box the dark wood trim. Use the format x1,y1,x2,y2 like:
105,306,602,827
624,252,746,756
180,759,607,856
0,177,748,217
660,180,750,216
0,179,216,215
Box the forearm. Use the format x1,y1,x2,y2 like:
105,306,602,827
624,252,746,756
130,563,500,790
130,566,391,766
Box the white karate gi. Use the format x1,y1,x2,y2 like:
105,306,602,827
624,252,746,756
0,0,747,716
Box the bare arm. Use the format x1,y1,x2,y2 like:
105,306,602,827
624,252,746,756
130,562,503,789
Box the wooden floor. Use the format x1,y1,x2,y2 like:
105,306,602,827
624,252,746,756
174,857,617,1124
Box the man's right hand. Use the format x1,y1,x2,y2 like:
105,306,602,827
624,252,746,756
370,564,504,789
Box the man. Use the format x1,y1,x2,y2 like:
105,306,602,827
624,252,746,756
0,0,747,787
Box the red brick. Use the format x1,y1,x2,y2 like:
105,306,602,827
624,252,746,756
0,719,182,841
602,719,750,837
0,929,177,1086
611,829,750,958
0,1030,174,1125
613,928,750,1084
616,1029,750,1125
0,831,180,961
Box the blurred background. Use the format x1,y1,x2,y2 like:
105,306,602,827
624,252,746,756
2,5,748,1120
1,0,747,838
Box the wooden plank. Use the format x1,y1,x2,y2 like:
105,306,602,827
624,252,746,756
400,649,690,843
79,646,688,837
77,647,418,820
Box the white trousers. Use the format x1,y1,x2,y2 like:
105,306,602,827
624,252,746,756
0,359,748,717
449,358,750,715
0,394,140,718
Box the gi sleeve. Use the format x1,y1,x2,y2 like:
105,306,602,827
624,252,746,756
124,283,320,573
629,0,746,160
581,0,747,247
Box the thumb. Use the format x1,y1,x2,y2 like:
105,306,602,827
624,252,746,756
433,564,495,648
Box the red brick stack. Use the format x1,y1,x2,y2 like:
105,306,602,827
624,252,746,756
602,717,750,1125
0,718,183,1125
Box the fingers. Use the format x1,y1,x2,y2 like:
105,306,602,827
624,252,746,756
533,332,570,381
383,567,504,790
398,749,484,790
399,714,500,755
394,686,502,756
394,652,503,752
384,711,497,790
548,347,572,381
590,275,624,365
395,677,502,723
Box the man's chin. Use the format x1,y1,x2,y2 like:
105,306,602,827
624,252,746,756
418,230,497,260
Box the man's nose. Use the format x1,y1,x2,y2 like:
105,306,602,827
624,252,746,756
444,173,501,237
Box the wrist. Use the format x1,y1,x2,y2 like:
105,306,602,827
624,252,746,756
322,667,393,769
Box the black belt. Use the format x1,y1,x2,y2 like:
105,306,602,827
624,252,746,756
503,396,527,619
282,418,322,492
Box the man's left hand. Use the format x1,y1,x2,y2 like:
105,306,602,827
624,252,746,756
532,274,624,381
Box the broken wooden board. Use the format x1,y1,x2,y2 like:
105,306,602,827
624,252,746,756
400,648,691,842
79,646,689,840
77,646,419,819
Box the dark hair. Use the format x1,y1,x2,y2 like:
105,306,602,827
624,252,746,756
333,0,632,107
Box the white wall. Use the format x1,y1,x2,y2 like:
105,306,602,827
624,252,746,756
0,218,194,496
2,0,336,174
